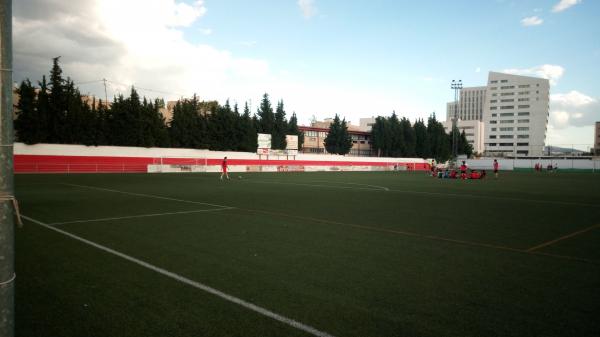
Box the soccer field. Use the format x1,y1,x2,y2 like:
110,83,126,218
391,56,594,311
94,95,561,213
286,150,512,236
14,171,600,337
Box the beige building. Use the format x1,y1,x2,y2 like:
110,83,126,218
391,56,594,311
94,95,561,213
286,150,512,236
299,119,373,156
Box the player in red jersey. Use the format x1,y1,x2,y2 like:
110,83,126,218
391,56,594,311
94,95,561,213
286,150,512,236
220,156,230,180
459,161,467,180
493,159,499,179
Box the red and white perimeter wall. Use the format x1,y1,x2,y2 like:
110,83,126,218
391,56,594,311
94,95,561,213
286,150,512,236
14,143,429,174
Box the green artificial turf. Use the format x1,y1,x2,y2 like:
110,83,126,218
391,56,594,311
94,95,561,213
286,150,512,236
14,171,600,337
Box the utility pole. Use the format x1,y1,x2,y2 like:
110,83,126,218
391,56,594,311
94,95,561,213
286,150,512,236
102,78,108,105
0,1,15,336
451,80,462,162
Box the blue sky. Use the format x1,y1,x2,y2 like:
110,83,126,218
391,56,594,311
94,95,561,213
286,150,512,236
13,0,600,148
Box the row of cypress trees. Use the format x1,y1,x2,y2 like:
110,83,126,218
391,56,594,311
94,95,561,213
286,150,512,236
370,112,473,162
14,58,303,152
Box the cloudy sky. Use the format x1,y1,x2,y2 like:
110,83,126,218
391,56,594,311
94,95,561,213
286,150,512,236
13,0,600,149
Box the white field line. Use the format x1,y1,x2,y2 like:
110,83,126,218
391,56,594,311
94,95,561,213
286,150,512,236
22,214,336,337
49,208,235,226
64,183,232,209
246,180,386,192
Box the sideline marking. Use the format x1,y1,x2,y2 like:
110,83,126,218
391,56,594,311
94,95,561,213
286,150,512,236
64,183,232,209
310,180,390,191
527,224,600,252
49,208,235,226
239,208,599,265
22,214,336,337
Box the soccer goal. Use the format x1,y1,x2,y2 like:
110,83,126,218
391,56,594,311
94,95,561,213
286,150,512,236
147,156,208,173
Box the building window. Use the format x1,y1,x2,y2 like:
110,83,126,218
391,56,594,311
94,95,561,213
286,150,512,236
518,98,529,102
490,100,497,103
517,142,529,146
517,127,529,131
490,120,497,124
518,91,530,95
517,135,529,139
491,128,497,131
488,143,497,146
518,119,529,123
500,80,508,83
501,99,514,102
492,93,498,97
501,85,515,89
500,120,514,124
500,113,514,116
491,113,497,117
518,105,530,109
499,143,513,146
500,106,514,110
518,112,530,116
490,80,498,84
490,135,497,139
500,92,515,96
500,135,514,139
500,127,513,131
518,84,530,88
490,107,497,110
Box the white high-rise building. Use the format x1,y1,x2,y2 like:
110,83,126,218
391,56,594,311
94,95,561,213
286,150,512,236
482,72,549,156
446,72,549,157
445,86,487,154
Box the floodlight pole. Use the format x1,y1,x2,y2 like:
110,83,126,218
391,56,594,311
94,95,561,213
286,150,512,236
450,80,462,162
0,1,14,336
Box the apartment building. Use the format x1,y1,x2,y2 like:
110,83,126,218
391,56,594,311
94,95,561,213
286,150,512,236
482,72,549,156
445,86,487,153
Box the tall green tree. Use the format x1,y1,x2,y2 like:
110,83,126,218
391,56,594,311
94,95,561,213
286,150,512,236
324,114,352,155
47,57,69,143
370,116,386,157
400,117,416,157
287,112,304,150
238,102,258,152
14,79,46,144
256,93,274,134
414,118,429,158
272,100,288,149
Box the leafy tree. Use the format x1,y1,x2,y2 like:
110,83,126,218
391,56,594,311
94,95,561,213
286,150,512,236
169,95,204,148
460,130,473,158
324,114,352,155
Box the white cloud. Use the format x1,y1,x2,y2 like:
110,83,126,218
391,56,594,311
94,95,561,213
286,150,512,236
199,28,212,35
549,91,599,129
521,16,544,26
297,0,317,19
503,64,565,85
14,0,272,104
552,0,581,13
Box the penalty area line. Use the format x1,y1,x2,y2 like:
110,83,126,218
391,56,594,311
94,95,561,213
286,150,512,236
22,214,336,337
49,207,235,226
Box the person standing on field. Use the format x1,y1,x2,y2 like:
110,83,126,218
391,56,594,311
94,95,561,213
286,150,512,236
220,157,230,180
493,159,499,179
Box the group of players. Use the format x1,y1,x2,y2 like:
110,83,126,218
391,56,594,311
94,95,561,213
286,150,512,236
430,159,499,180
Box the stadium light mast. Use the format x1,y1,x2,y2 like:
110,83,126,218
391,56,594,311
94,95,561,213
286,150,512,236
0,0,14,336
451,80,462,162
